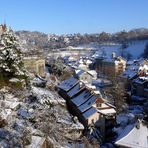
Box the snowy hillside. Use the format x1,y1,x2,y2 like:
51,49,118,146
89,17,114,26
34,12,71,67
81,40,148,60
125,40,148,59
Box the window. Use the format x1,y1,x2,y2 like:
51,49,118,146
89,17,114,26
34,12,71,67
97,103,101,107
91,119,94,124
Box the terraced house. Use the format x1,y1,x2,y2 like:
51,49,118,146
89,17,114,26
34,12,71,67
58,76,116,139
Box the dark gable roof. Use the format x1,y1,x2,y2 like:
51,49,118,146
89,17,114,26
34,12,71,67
67,82,85,98
71,88,92,107
82,107,98,119
58,77,79,92
78,95,97,113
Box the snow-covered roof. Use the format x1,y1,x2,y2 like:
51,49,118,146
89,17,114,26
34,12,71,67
85,84,96,90
68,56,77,61
58,77,79,92
93,90,101,95
76,69,97,78
67,83,85,98
139,64,148,71
122,70,137,79
86,59,92,64
71,89,92,107
78,95,97,113
78,63,87,70
122,62,141,79
76,69,85,77
133,77,148,84
139,76,148,81
131,95,147,101
82,107,98,119
79,58,84,64
87,70,97,77
115,120,148,148
97,108,116,115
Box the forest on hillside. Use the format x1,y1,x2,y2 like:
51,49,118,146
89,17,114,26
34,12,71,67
16,28,148,50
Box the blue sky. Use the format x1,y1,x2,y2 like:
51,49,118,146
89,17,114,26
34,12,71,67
0,0,148,34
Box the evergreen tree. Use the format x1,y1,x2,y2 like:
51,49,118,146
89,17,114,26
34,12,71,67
0,27,27,79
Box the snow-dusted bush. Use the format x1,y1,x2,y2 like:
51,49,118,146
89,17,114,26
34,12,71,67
0,27,27,80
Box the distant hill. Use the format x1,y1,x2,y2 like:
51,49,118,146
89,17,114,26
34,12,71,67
15,28,148,58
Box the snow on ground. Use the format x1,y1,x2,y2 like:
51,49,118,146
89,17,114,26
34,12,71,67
81,40,148,60
125,40,148,59
92,45,121,59
31,86,65,105
0,86,85,147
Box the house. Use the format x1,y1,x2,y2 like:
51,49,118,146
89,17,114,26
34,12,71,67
70,88,116,137
115,120,148,148
71,91,105,136
75,69,97,84
77,57,93,71
131,76,148,102
58,77,116,139
23,57,45,77
87,70,98,79
77,63,88,71
78,95,103,125
122,59,148,81
96,56,126,77
120,59,148,99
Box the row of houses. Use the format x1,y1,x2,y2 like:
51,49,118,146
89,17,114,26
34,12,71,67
121,59,148,102
115,59,148,148
62,54,148,147
58,76,116,139
65,56,113,89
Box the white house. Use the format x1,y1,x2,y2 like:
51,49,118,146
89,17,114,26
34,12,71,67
115,120,148,148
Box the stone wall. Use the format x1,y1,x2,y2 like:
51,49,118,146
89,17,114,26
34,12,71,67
23,57,45,77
